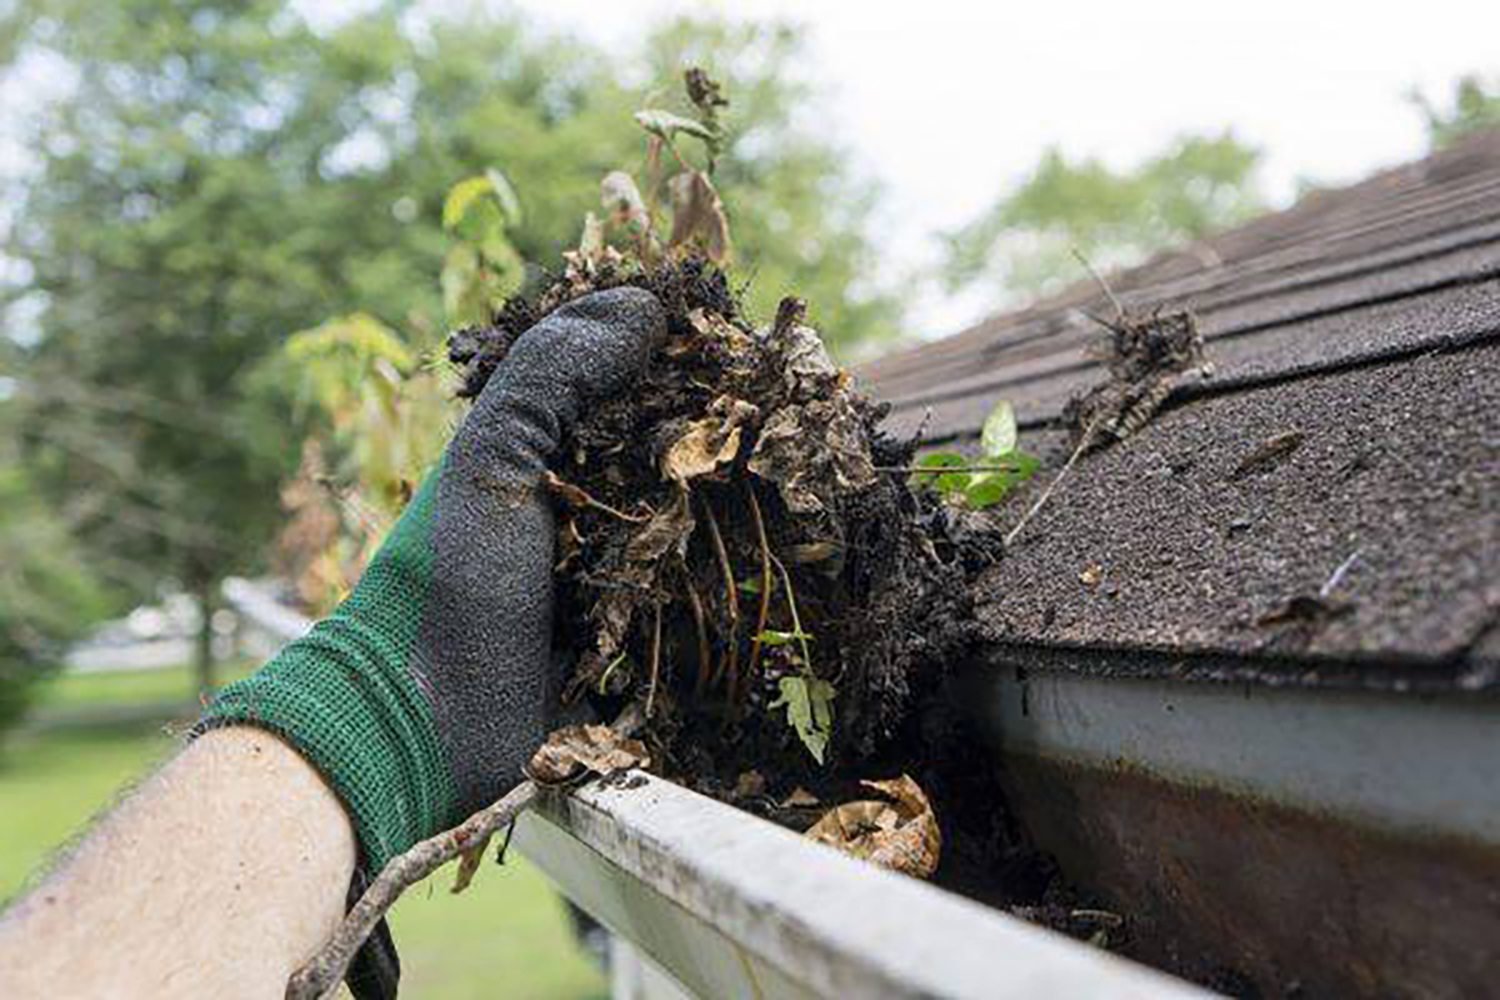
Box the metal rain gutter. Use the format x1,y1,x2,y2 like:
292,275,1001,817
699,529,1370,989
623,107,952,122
514,773,1214,1000
973,658,1500,997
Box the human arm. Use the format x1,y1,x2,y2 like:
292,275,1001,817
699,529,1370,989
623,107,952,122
0,727,355,998
0,287,665,999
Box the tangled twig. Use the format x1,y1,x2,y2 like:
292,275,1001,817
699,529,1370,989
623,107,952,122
744,485,773,702
1003,416,1103,548
700,494,741,693
543,471,650,523
680,559,712,696
285,781,539,1000
645,600,663,718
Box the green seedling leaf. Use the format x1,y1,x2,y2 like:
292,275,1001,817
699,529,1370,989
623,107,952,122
1004,450,1042,478
738,575,777,596
443,175,493,231
484,167,522,226
964,477,1014,509
981,400,1018,458
754,629,815,647
769,675,836,764
913,452,971,494
634,109,717,144
962,449,1042,509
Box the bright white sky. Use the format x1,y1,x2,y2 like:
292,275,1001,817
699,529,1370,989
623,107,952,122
502,0,1500,336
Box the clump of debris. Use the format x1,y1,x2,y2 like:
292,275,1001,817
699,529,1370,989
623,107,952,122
444,70,1015,828
454,251,997,802
448,71,1200,922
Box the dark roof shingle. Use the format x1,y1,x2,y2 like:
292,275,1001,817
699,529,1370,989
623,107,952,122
860,130,1500,687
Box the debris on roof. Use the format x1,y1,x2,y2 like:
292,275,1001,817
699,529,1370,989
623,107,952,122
859,129,1500,689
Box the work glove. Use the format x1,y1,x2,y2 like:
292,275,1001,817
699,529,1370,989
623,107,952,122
197,287,665,999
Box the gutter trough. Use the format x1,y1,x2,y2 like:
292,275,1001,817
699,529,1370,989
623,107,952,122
514,773,1214,999
973,656,1500,998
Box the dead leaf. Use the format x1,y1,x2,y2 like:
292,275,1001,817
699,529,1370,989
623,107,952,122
781,324,838,397
734,770,767,799
667,169,730,264
451,832,492,895
749,397,876,514
527,724,651,786
782,787,821,808
660,397,758,483
685,307,752,355
601,171,649,230
806,774,941,879
625,486,695,562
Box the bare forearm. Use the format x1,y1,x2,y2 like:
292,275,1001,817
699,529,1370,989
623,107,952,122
0,727,355,998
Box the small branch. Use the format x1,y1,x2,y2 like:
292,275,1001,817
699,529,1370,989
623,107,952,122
700,494,741,696
543,471,650,523
285,781,539,1000
645,600,663,719
1320,548,1363,599
744,486,773,702
680,559,712,697
770,553,814,676
878,463,1035,475
1072,247,1125,324
1003,419,1102,549
700,494,740,623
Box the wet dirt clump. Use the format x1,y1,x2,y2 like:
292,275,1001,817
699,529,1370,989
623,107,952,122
450,253,1002,797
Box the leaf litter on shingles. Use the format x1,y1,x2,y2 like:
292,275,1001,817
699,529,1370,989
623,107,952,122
806,774,942,879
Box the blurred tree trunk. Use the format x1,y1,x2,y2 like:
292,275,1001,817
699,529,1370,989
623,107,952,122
194,574,217,696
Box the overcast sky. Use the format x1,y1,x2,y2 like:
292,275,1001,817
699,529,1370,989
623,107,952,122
507,0,1499,336
8,1,1498,341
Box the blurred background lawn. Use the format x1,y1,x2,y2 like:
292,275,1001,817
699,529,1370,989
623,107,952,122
0,667,606,1000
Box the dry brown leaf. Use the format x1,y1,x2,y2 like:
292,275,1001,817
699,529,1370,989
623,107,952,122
781,787,821,808
527,724,651,786
450,832,492,895
624,486,695,562
805,774,941,879
601,171,649,229
734,770,767,799
749,396,876,514
780,324,838,397
685,307,752,354
667,169,731,264
661,396,758,483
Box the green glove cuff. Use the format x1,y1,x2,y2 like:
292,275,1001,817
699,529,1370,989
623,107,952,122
196,473,457,873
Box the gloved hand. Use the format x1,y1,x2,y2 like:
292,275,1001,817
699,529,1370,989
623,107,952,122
197,287,665,998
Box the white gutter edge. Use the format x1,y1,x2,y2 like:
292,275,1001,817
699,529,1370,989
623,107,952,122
515,773,1215,999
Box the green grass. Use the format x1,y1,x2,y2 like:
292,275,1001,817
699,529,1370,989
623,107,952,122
0,675,606,999
33,662,256,713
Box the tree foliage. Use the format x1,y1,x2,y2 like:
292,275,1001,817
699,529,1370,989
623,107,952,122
1,2,899,686
1410,74,1500,150
942,131,1266,302
0,403,113,743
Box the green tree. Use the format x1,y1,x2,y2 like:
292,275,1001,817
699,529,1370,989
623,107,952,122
942,130,1266,302
1410,74,1500,150
2,2,899,692
0,398,114,744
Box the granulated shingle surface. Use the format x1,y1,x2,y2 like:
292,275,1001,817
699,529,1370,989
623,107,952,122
859,130,1500,687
